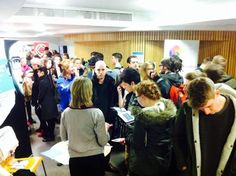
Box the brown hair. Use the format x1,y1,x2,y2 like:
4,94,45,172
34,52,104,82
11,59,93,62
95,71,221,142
185,71,207,81
204,63,224,83
187,77,215,109
135,80,160,100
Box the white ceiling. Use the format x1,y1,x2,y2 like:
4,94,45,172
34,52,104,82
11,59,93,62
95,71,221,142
1,0,236,39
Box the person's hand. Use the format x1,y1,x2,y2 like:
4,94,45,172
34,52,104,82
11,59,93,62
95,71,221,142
118,138,126,145
181,165,187,171
117,86,122,95
52,74,57,81
150,71,157,79
105,123,113,132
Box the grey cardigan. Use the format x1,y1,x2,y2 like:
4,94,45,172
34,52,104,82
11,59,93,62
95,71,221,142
60,107,110,158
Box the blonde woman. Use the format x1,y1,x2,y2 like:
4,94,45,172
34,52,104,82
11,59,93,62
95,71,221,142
60,77,111,176
139,61,156,81
56,59,76,111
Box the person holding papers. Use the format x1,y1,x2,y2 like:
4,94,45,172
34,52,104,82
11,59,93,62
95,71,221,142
122,80,177,176
60,77,111,176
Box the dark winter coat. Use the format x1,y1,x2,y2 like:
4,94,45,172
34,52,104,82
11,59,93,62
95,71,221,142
156,72,183,99
127,98,177,176
173,83,236,176
92,74,118,123
38,75,58,120
31,70,39,106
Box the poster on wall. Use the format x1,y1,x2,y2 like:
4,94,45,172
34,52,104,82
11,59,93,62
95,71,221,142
33,41,49,57
0,40,15,125
131,51,144,63
164,40,199,77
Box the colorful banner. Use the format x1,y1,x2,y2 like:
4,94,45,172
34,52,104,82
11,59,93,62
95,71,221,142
164,40,199,76
33,42,49,57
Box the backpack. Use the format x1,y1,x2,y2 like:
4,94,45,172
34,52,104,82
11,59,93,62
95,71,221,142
169,84,186,108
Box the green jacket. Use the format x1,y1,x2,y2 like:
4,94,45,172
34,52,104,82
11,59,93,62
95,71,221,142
127,98,176,176
173,83,236,176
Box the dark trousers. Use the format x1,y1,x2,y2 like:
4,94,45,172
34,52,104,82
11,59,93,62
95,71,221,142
69,154,105,176
35,104,43,129
41,119,55,139
25,100,33,121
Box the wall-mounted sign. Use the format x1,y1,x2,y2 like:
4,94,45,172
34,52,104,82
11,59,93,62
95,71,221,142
164,40,199,76
33,42,49,57
131,51,144,63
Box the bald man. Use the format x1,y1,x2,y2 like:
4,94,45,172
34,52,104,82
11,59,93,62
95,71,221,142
92,60,118,123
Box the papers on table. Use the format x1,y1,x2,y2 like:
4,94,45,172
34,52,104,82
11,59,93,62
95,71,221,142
11,160,29,170
0,126,19,162
41,141,69,165
41,141,112,165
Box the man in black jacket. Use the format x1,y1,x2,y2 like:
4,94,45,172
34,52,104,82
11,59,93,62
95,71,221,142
173,77,236,176
92,60,118,123
92,60,119,173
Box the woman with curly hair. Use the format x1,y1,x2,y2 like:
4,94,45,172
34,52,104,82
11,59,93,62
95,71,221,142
120,80,177,176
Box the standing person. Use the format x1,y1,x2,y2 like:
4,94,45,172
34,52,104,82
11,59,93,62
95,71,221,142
22,70,35,125
111,52,123,78
117,68,141,109
53,54,62,79
56,59,76,112
173,77,236,176
157,56,184,99
31,57,44,134
60,77,111,176
196,57,212,72
120,80,176,176
85,56,101,79
73,58,85,76
127,56,139,71
92,60,119,172
211,55,236,89
92,60,118,123
139,61,156,81
38,67,58,142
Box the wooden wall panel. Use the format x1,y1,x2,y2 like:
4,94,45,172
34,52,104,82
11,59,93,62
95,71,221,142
144,41,164,72
75,41,130,68
228,39,236,76
198,41,225,63
66,31,236,77
199,41,231,72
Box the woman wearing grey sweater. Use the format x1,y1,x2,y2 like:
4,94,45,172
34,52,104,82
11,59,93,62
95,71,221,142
60,77,111,176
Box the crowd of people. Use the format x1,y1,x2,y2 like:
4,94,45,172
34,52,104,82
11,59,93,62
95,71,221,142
20,47,236,176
